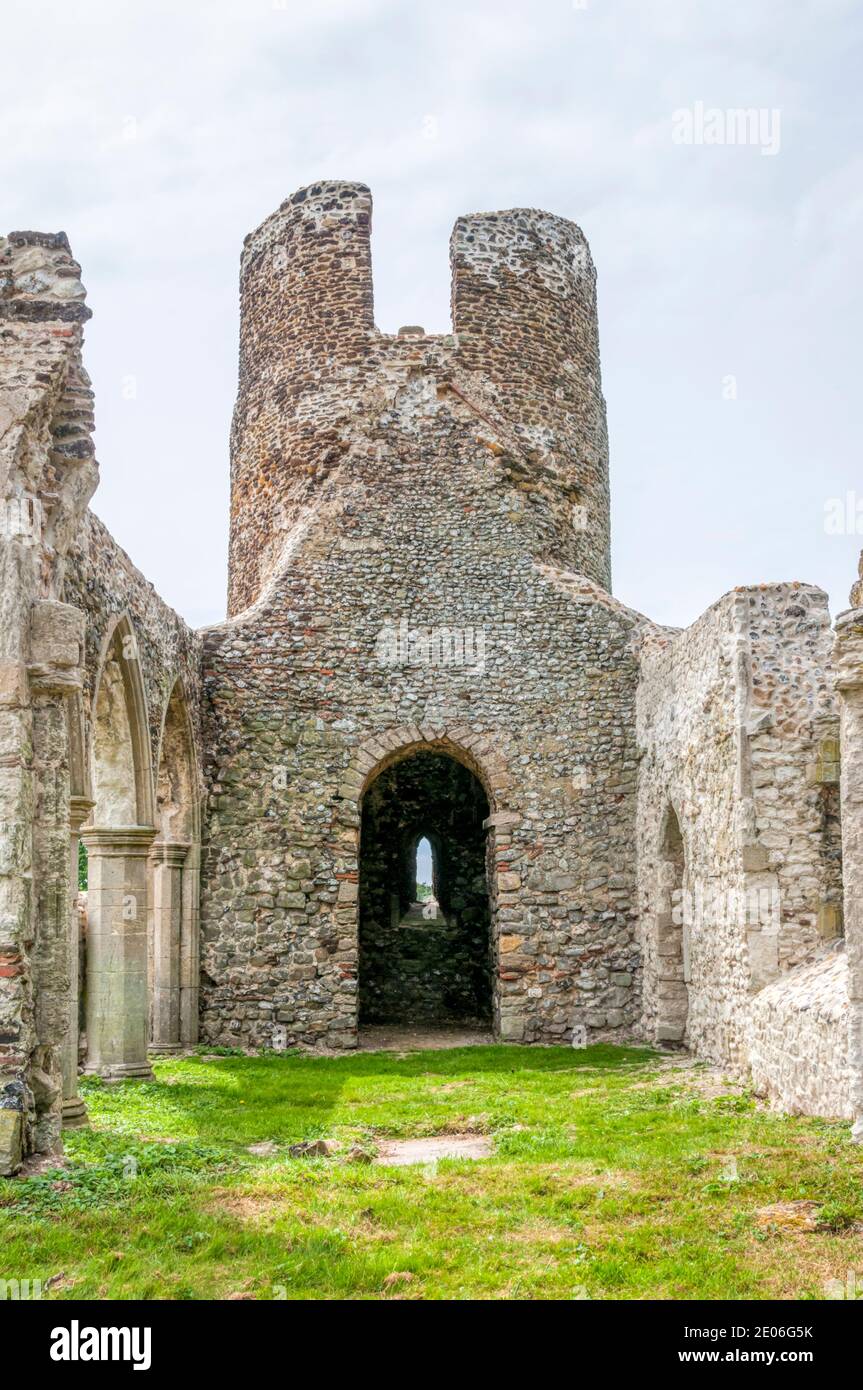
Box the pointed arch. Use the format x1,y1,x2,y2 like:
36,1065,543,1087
154,675,201,843
654,798,690,1045
150,674,202,1051
412,833,435,899
81,613,155,1081
88,612,154,828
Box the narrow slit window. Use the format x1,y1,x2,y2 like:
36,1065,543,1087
415,836,433,901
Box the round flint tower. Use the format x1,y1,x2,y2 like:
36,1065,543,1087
227,181,611,615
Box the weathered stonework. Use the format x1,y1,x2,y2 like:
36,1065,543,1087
748,945,851,1119
203,182,645,1050
0,231,203,1170
2,181,863,1171
833,598,863,1138
227,182,610,617
1,232,98,1167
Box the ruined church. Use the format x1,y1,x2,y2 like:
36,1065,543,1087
2,180,862,1175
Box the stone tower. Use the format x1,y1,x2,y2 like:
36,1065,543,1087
227,180,611,615
202,180,641,1051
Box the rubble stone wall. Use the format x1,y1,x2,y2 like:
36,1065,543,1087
1,230,98,1170
748,945,851,1119
227,181,611,615
0,229,202,1171
636,583,840,1075
202,181,651,1052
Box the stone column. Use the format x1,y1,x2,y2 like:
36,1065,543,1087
28,601,88,1154
61,795,93,1126
149,841,189,1052
179,840,200,1046
82,826,156,1080
834,604,863,1141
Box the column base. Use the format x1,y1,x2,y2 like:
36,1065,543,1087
61,1096,89,1128
83,1062,155,1083
148,1043,183,1055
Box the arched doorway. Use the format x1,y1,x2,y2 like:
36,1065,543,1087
655,804,689,1044
359,749,493,1027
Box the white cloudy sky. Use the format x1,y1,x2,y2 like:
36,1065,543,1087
3,0,861,627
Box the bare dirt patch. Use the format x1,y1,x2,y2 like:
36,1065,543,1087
375,1134,493,1165
754,1200,822,1233
358,1024,495,1052
207,1190,291,1224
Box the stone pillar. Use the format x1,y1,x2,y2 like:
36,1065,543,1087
82,826,156,1080
0,236,96,1172
149,841,189,1052
179,840,201,1046
28,601,87,1154
834,604,863,1141
61,795,93,1126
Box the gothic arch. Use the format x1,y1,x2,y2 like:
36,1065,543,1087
81,612,156,1080
654,798,690,1045
154,676,201,843
403,826,441,903
88,612,154,828
150,676,201,1050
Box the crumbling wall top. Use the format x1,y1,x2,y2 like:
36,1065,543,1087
228,180,611,614
1,231,90,323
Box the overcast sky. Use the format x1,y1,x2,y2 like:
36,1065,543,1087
3,0,861,628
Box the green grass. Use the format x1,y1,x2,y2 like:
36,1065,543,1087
2,1044,862,1300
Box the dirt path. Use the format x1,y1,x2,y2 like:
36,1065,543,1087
357,1024,495,1052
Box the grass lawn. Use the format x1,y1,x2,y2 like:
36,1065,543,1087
2,1043,862,1301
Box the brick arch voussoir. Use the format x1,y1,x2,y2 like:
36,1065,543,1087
346,723,513,814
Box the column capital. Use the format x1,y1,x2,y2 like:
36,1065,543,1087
80,825,157,857
150,840,192,868
70,796,95,834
